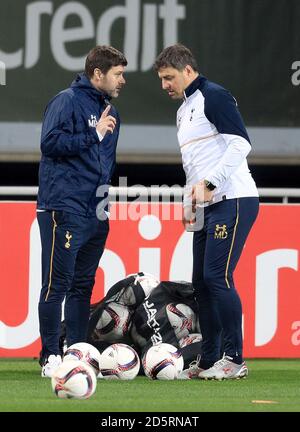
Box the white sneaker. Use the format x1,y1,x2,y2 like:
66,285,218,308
41,354,62,378
198,355,248,380
178,356,204,380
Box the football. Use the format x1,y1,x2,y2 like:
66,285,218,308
99,343,140,380
179,333,203,348
133,272,160,297
51,360,97,399
142,343,184,380
166,303,197,340
63,342,101,376
95,302,132,342
126,272,160,298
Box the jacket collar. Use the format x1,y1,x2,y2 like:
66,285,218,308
71,73,112,103
184,74,207,100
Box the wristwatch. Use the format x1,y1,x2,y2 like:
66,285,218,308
204,180,216,191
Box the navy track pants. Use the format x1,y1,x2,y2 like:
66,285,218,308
37,210,109,360
192,197,259,368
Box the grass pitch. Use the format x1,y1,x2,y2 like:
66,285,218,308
0,359,299,412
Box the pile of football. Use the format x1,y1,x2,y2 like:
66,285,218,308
49,273,201,398
51,341,141,399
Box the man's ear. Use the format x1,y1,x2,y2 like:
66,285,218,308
185,65,194,76
94,68,104,80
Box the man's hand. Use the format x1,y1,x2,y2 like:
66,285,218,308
192,180,215,205
182,206,196,229
96,105,116,137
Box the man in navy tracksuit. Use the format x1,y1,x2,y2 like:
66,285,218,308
37,46,127,377
155,44,259,380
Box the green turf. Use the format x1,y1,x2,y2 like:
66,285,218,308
0,359,299,412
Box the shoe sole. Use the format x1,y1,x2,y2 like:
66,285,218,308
201,375,248,381
200,369,249,381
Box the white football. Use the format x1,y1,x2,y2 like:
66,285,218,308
166,303,197,340
63,342,101,376
119,284,137,306
179,333,203,348
95,302,131,342
99,343,140,380
142,343,184,380
127,272,160,297
51,360,97,399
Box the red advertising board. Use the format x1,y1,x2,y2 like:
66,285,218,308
0,202,299,357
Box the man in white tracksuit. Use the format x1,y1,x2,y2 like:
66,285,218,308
154,44,259,380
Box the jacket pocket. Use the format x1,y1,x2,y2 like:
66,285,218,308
53,210,65,226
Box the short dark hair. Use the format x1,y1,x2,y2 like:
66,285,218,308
85,45,128,77
154,44,198,72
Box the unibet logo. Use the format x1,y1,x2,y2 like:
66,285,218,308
0,0,186,72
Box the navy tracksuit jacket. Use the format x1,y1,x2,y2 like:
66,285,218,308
37,73,119,360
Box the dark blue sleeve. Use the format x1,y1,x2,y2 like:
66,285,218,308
204,88,251,144
41,93,99,157
109,112,120,180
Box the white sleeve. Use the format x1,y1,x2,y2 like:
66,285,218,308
96,130,104,142
183,185,193,208
205,134,251,188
